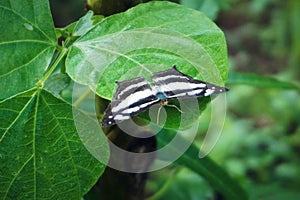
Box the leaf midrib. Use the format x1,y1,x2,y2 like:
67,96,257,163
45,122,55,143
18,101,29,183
40,91,81,195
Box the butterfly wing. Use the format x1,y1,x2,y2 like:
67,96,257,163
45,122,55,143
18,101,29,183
101,77,159,127
102,66,228,127
152,66,228,99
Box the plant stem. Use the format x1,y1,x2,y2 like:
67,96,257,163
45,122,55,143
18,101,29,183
73,88,92,107
147,168,178,200
39,48,68,87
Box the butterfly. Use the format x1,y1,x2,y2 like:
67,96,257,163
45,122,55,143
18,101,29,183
101,66,228,127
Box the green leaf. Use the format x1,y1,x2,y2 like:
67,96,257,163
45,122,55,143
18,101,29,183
59,14,104,38
73,11,95,37
44,73,71,98
66,1,228,99
157,129,248,200
0,89,109,199
0,0,57,99
65,1,228,129
227,72,300,90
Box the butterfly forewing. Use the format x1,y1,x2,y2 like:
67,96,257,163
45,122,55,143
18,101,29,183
101,77,159,127
152,66,225,99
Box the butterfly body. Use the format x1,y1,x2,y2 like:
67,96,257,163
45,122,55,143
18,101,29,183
101,66,228,127
155,91,168,100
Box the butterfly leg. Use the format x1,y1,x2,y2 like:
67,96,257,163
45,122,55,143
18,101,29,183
156,100,184,125
165,103,184,113
156,105,162,125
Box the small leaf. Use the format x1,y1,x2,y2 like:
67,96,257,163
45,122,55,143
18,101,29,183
227,72,300,90
73,11,95,37
0,89,109,199
0,0,57,99
61,14,104,38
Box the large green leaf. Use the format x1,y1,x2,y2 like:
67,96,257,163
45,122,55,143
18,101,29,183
66,1,228,100
65,1,228,129
0,0,56,99
0,89,109,199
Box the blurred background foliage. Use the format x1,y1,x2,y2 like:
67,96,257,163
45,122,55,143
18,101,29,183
50,0,300,199
184,0,300,199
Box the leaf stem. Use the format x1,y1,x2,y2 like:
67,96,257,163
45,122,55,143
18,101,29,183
147,168,178,200
157,130,248,200
38,48,68,87
73,88,92,107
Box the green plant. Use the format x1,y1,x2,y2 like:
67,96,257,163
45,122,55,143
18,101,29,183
3,0,299,199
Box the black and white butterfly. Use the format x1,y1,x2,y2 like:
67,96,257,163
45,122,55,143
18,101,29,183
101,66,228,127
